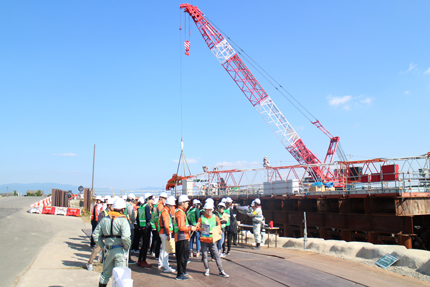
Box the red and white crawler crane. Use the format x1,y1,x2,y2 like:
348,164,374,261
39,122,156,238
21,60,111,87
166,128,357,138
180,3,344,182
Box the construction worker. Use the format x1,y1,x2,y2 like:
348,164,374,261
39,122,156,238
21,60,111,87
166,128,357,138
196,201,229,278
222,197,234,255
153,192,167,262
137,193,153,268
215,202,227,257
87,197,115,271
248,198,264,249
131,197,144,253
149,196,160,258
93,198,131,287
174,195,196,280
90,196,103,247
187,199,202,257
235,199,264,249
158,195,176,273
126,194,137,264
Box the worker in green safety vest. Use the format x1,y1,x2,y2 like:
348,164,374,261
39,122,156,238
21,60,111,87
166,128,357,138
187,199,202,257
215,202,228,257
222,197,234,255
137,193,154,268
196,201,229,278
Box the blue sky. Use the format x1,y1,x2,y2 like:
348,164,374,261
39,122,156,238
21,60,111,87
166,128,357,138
1,0,429,191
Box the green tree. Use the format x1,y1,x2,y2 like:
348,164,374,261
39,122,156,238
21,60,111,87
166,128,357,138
36,190,42,196
13,190,17,196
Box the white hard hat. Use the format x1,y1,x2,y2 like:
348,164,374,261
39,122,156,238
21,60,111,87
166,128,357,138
122,195,127,200
254,198,261,205
226,197,233,203
193,199,201,205
166,196,176,206
178,195,190,203
105,195,111,199
107,197,115,205
221,198,227,203
113,198,126,210
96,196,102,200
217,202,226,208
127,193,136,200
153,197,159,205
160,192,168,199
145,193,153,200
203,202,214,210
138,197,145,204
205,198,214,203
250,200,256,207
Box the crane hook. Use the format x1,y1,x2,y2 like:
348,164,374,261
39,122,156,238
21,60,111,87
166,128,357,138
184,40,190,56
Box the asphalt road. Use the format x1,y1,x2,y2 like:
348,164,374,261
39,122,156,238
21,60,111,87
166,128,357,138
0,196,86,287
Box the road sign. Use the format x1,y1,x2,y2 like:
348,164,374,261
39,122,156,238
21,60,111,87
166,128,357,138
375,254,399,269
78,186,84,192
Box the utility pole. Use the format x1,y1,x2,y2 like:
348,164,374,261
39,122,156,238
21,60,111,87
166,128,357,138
91,144,96,201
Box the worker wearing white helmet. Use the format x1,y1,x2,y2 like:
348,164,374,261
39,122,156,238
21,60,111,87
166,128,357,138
222,197,234,255
235,198,264,250
247,198,264,250
174,195,196,280
150,193,166,265
92,198,131,286
215,202,228,258
136,193,154,268
195,201,229,278
90,196,104,247
124,194,137,264
87,197,115,271
188,199,202,257
158,195,176,273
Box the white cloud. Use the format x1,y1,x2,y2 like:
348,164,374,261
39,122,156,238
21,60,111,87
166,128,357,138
404,91,411,95
424,68,430,75
327,95,373,110
327,95,352,106
400,62,417,74
360,98,373,104
52,153,78,157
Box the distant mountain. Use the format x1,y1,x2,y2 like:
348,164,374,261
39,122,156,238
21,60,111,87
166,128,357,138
0,183,79,194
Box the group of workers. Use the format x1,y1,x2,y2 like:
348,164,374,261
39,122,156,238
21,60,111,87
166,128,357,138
89,193,264,286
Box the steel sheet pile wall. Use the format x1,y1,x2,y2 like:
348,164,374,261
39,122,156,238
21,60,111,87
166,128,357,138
202,194,430,250
51,189,69,207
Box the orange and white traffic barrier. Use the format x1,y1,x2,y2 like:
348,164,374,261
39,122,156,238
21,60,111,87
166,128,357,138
30,196,52,208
